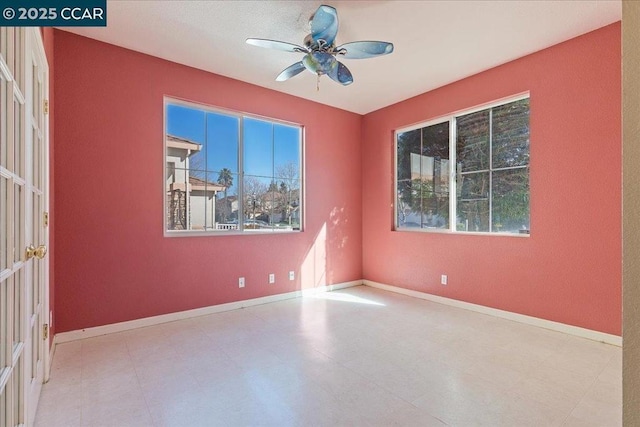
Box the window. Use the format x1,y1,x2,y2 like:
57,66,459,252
396,96,529,235
165,99,303,234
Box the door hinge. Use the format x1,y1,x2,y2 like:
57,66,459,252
44,99,49,115
43,324,49,340
43,211,49,227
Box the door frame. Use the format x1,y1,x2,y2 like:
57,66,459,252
23,26,50,426
33,27,50,386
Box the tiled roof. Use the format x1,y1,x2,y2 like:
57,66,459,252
189,175,226,191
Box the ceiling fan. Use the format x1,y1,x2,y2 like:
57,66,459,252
246,4,393,87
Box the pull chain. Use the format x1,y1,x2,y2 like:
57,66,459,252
317,73,320,92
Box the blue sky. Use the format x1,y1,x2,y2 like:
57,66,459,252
167,104,300,180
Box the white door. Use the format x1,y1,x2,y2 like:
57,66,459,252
25,27,48,426
0,27,49,427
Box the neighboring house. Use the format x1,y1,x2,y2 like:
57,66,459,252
218,189,300,228
267,188,301,225
166,135,226,230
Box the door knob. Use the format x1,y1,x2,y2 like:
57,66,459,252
35,245,47,259
25,244,36,260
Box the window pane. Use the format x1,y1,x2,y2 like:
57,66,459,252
204,171,220,231
492,99,530,169
274,124,300,180
457,171,489,232
13,29,22,94
290,180,302,230
457,110,489,172
243,176,273,231
165,105,206,179
165,101,302,234
205,112,239,174
13,183,21,263
270,179,300,230
263,185,276,229
396,129,420,182
396,129,421,228
214,171,238,229
16,96,23,178
243,118,273,177
166,104,205,146
421,122,450,229
423,194,449,229
12,271,20,350
1,76,7,169
186,170,208,231
166,167,189,231
397,180,422,228
492,168,529,233
1,278,8,370
1,177,7,271
165,103,208,225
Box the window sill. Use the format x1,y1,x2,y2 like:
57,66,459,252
164,229,302,238
394,227,530,238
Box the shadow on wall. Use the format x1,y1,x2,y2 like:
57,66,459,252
299,205,351,290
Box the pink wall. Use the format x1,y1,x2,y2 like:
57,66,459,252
53,31,362,332
362,23,622,335
42,28,55,343
52,23,621,336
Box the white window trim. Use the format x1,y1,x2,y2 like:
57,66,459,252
394,92,530,237
163,96,304,237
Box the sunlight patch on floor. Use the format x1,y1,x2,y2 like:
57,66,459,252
307,292,385,306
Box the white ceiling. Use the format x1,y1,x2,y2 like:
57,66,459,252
62,0,621,114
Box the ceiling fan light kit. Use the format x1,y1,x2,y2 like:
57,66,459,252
246,4,394,88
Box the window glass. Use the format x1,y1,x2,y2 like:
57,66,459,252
421,122,450,229
396,96,529,235
492,168,529,233
396,129,422,228
457,110,489,173
457,171,490,232
165,100,302,234
492,99,530,169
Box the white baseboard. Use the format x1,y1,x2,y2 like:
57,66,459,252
44,337,56,383
53,278,621,348
363,280,622,347
54,280,362,344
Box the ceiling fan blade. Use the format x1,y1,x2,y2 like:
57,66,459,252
336,41,394,59
310,5,338,46
328,61,353,86
246,38,306,53
276,62,306,81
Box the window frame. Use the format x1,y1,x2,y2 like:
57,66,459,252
394,92,530,237
163,96,304,237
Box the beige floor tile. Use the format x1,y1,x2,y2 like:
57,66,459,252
35,286,622,427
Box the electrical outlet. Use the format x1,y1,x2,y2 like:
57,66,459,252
441,275,448,285
239,277,245,288
269,273,275,284
289,271,295,281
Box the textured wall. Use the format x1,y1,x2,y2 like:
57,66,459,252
53,31,363,332
362,23,622,335
622,2,640,424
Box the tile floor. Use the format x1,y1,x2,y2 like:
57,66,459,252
35,286,621,426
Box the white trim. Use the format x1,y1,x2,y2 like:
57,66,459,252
362,280,622,347
396,92,530,134
163,96,304,238
54,280,362,344
51,278,620,350
394,92,531,236
46,336,56,384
